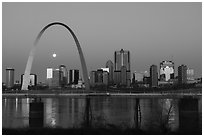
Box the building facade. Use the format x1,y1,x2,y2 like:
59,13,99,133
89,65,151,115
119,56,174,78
121,66,127,86
160,61,174,81
106,60,114,84
46,68,53,88
150,65,158,88
90,69,109,86
178,64,187,84
187,68,194,80
114,49,131,86
69,69,79,85
6,68,15,89
102,71,109,85
51,69,62,88
90,71,96,86
46,68,62,88
114,49,130,71
95,69,103,84
59,65,68,87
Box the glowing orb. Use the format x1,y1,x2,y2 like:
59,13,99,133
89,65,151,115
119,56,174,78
52,53,56,58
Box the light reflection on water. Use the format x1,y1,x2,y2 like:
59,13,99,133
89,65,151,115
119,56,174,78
2,96,201,134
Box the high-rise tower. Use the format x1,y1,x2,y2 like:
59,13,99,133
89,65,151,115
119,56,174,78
6,68,15,89
59,65,68,87
114,49,130,71
114,49,131,86
69,69,79,85
106,60,114,84
178,64,187,84
160,61,174,81
150,65,158,88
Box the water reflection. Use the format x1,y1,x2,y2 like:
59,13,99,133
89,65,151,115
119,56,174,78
134,98,141,129
179,98,200,134
29,98,44,128
2,96,201,134
44,98,58,127
83,97,92,127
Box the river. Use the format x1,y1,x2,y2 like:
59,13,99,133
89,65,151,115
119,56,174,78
2,95,202,134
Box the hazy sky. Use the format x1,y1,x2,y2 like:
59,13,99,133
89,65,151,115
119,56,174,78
2,2,202,83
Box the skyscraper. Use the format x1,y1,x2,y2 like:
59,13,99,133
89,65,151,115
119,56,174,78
160,61,174,81
150,65,158,88
121,66,127,86
46,68,62,88
187,68,194,80
59,65,68,87
114,49,131,86
52,69,62,88
90,71,97,86
46,68,53,88
6,68,14,89
95,69,103,84
69,69,79,85
178,64,187,84
102,71,109,85
114,49,130,71
106,60,114,84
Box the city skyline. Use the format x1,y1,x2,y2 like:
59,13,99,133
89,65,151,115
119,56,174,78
2,2,202,82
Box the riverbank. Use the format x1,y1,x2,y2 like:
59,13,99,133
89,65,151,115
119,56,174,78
2,91,201,98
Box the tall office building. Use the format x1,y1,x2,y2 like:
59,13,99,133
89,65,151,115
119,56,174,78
46,68,53,87
150,65,158,88
114,49,131,86
46,68,62,88
6,68,15,89
102,71,109,85
21,74,37,86
59,65,68,87
52,69,62,88
121,66,127,86
160,61,174,81
106,60,114,84
69,69,79,85
187,68,194,80
90,69,109,86
95,69,103,84
178,65,187,84
114,49,130,71
47,68,53,79
90,71,97,86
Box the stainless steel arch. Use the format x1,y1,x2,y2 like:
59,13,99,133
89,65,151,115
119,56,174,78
21,22,90,91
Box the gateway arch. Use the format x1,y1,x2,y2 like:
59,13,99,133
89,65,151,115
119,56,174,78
21,22,90,91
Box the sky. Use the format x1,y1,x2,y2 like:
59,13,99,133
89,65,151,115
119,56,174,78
2,2,202,83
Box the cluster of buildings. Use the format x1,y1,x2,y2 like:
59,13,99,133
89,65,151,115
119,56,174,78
132,61,197,88
46,65,84,89
4,68,39,90
4,65,83,90
88,49,199,88
90,49,131,87
4,49,201,90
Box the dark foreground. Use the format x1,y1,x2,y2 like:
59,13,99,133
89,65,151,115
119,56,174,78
2,127,201,135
